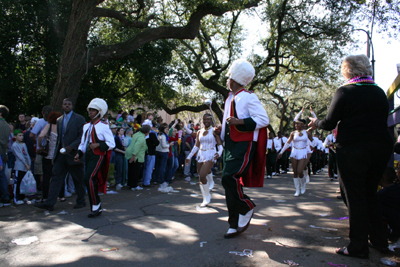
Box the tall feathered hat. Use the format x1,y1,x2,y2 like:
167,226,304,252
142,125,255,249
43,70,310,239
226,59,255,87
87,98,108,118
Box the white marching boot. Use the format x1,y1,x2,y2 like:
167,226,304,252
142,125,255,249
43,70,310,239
300,177,306,195
207,173,214,190
304,169,310,184
199,183,211,207
293,178,300,197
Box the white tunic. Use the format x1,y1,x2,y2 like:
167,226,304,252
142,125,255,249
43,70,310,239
221,89,269,142
196,127,217,163
290,130,309,160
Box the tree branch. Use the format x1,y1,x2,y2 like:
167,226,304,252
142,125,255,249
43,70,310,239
93,7,154,28
89,1,260,67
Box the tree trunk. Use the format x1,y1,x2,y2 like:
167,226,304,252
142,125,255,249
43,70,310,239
50,0,98,111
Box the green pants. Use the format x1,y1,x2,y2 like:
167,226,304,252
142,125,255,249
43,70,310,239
222,132,256,229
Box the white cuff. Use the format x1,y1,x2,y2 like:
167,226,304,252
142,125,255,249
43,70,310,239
280,142,290,155
311,111,317,119
294,110,303,122
217,145,223,157
184,126,192,134
187,146,199,159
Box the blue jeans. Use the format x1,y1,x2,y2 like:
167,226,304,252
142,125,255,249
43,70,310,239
0,154,10,202
165,156,179,183
142,155,156,186
114,153,125,185
154,151,168,184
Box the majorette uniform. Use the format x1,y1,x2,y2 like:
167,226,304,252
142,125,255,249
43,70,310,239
186,127,223,207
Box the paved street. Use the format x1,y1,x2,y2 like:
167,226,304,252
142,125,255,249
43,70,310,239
0,169,398,267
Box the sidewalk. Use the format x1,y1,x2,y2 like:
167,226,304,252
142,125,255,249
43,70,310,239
0,168,398,266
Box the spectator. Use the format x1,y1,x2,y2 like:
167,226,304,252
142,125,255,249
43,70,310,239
125,125,151,191
153,124,170,187
141,120,159,187
165,128,179,184
16,114,26,131
116,110,123,121
34,98,86,211
127,110,135,124
309,54,393,258
0,105,11,206
38,111,63,202
377,166,400,242
114,127,126,190
11,129,31,205
23,117,38,176
182,128,194,181
30,106,52,192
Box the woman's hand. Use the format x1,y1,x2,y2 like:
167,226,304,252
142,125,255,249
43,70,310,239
74,154,80,162
214,126,222,135
129,155,136,163
25,163,30,171
185,158,190,166
277,153,282,159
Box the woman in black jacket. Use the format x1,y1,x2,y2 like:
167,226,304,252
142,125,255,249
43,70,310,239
309,54,393,258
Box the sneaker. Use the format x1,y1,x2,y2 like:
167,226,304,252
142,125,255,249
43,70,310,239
281,170,286,174
184,177,191,182
275,172,280,176
135,186,143,190
334,174,338,178
14,200,24,205
159,182,168,189
2,199,11,206
171,176,175,180
272,172,276,176
64,192,72,198
116,184,123,191
193,173,199,177
267,175,271,179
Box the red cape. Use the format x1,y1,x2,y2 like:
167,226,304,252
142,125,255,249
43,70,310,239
97,150,112,194
241,127,268,187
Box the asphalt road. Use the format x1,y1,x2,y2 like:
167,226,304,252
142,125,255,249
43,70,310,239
0,168,398,267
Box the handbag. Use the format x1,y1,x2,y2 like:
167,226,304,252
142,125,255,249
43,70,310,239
36,124,51,156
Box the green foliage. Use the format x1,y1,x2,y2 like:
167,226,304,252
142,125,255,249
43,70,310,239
0,0,70,121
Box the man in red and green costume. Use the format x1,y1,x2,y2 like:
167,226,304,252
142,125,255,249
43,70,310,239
75,98,115,218
220,59,269,238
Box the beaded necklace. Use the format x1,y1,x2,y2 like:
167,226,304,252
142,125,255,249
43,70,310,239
343,76,376,86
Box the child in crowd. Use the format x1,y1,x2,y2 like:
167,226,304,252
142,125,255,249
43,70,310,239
11,129,31,205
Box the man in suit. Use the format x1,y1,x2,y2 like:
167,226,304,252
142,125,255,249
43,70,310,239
35,98,86,211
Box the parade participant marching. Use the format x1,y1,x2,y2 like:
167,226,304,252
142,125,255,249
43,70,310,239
219,59,269,238
323,130,338,181
278,118,313,196
185,113,223,207
74,98,115,218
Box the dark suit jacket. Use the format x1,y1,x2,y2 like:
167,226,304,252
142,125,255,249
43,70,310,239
53,111,86,165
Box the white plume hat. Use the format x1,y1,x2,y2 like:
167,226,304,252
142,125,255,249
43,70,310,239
87,98,108,118
226,59,255,86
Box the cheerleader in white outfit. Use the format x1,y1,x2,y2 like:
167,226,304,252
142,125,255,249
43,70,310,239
185,114,223,207
278,118,313,196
